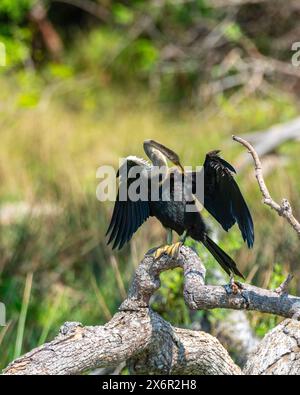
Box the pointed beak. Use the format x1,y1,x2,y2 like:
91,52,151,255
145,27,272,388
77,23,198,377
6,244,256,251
177,163,185,173
145,140,184,172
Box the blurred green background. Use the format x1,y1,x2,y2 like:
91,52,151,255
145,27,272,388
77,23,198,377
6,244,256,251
1,0,300,371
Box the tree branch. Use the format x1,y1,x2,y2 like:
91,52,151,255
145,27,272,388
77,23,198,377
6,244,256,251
233,135,300,237
3,245,300,375
3,247,241,375
244,319,300,375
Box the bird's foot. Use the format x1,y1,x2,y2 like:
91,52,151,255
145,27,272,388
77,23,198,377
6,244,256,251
151,242,183,260
225,275,243,295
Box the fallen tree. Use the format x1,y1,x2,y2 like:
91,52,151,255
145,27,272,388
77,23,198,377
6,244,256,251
3,136,300,375
235,117,300,169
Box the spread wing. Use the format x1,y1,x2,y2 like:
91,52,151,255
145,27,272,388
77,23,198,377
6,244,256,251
193,151,254,248
106,158,150,250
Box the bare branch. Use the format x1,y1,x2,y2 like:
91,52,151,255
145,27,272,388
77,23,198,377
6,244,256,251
275,274,294,296
187,281,300,318
233,135,300,237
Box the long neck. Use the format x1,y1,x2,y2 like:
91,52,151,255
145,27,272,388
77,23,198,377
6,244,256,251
143,142,168,182
143,145,167,167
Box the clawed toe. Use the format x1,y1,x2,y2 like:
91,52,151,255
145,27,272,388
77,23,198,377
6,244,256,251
152,242,183,260
225,275,243,295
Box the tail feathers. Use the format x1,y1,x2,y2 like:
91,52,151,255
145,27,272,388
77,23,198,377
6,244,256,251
202,235,244,279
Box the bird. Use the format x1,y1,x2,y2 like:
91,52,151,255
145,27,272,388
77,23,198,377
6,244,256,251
106,139,254,279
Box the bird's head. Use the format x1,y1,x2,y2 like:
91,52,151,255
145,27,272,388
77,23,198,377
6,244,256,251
143,139,184,173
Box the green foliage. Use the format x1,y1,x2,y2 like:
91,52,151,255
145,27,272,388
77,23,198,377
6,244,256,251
112,3,134,25
0,0,34,69
268,263,286,290
152,268,191,326
0,0,251,104
0,27,31,69
223,22,243,43
252,264,287,338
46,63,74,80
0,0,297,105
0,0,34,22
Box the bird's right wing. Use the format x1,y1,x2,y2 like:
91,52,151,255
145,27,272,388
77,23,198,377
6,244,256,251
191,151,254,248
106,158,151,250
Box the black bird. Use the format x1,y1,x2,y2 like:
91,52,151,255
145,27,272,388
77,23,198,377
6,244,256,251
106,140,254,278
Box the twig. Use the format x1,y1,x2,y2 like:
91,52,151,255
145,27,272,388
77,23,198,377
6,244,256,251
233,135,300,237
275,274,294,296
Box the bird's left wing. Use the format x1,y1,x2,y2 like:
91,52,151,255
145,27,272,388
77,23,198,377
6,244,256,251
192,151,254,248
106,157,151,250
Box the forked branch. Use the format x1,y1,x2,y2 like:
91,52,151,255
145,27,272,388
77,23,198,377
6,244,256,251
3,246,300,375
233,135,300,237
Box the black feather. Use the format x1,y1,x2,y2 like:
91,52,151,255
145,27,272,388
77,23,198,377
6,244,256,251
201,152,254,248
106,159,150,249
202,235,244,279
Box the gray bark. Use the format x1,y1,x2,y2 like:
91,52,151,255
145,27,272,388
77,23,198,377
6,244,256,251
3,311,241,375
244,319,300,375
3,246,300,375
